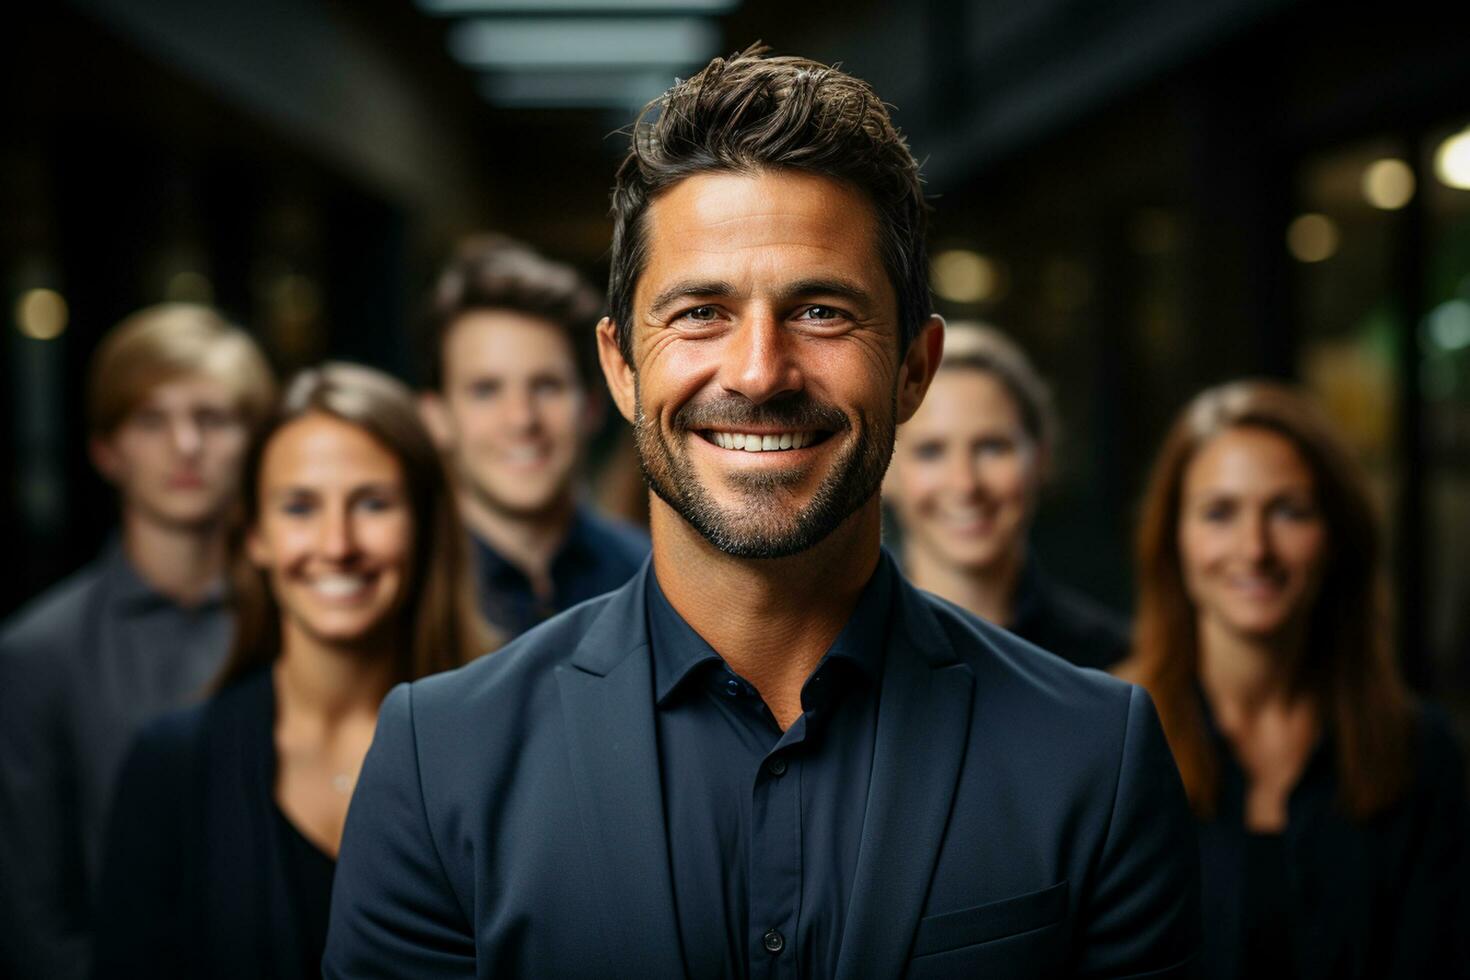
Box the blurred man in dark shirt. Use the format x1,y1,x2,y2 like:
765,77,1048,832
419,237,648,638
0,303,275,980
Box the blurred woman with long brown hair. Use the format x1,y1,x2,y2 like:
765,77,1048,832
92,363,493,979
1122,379,1467,979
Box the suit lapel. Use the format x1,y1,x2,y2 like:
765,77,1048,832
555,566,686,979
837,579,975,980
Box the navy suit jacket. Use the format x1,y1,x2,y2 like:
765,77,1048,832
325,561,1199,978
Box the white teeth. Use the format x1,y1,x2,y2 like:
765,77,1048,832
711,431,816,451
312,575,368,598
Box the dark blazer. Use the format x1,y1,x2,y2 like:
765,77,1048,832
91,668,329,979
1197,702,1470,980
325,560,1200,978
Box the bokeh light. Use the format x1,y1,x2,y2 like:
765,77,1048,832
1361,158,1414,210
1433,126,1470,190
15,288,68,340
1286,214,1339,263
931,249,999,303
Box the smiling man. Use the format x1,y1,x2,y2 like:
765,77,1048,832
327,49,1199,978
418,236,648,637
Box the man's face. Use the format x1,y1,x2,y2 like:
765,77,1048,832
429,310,588,520
600,169,936,558
91,374,250,530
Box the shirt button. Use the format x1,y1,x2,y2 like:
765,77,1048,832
763,928,785,954
766,756,788,777
723,677,743,697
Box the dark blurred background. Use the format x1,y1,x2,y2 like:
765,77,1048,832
5,0,1470,727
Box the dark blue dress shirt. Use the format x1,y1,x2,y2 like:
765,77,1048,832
646,557,894,979
472,505,649,638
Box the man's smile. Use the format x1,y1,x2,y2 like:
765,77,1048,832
698,429,833,452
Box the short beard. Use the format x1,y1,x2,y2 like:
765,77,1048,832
633,385,895,559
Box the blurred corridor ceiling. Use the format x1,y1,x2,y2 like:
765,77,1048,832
416,0,740,110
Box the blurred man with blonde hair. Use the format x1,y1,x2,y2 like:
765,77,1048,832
0,303,275,980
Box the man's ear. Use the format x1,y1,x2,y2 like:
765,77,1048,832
596,317,637,425
896,315,945,424
88,433,122,485
417,392,454,451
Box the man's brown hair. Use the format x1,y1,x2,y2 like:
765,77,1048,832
423,234,604,390
87,303,276,436
607,45,931,364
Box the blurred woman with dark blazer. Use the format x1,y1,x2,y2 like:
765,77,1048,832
883,324,1129,669
92,363,493,979
1121,379,1468,979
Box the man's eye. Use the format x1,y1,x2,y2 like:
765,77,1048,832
803,306,842,320
470,380,501,399
196,409,235,429
975,437,1014,457
131,410,166,430
682,305,719,322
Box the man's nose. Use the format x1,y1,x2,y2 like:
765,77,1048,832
169,416,203,457
504,386,540,433
719,308,802,405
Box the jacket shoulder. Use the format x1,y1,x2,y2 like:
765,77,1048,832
0,560,108,661
408,591,622,723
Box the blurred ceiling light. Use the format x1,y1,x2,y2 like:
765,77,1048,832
449,17,717,69
1286,214,1339,263
1426,299,1470,352
165,270,215,304
1361,158,1415,210
421,0,737,12
931,249,998,304
1434,126,1470,190
15,288,68,340
479,70,674,109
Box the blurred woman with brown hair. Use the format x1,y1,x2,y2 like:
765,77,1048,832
1122,378,1468,979
92,363,493,979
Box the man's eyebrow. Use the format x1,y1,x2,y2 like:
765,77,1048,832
784,278,876,307
647,280,737,318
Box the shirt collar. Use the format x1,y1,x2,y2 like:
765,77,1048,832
646,550,896,707
102,534,227,613
472,504,595,588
